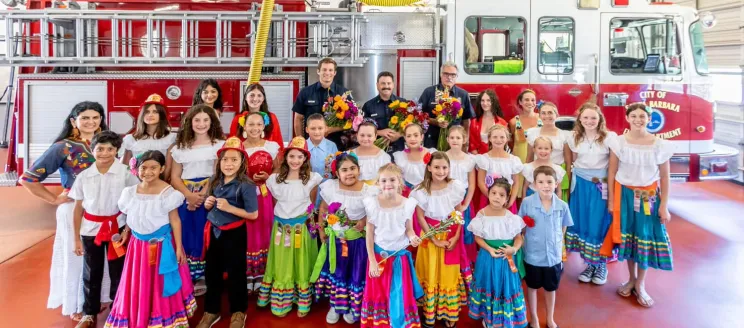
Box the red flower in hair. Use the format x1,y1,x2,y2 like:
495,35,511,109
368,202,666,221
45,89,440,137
331,159,338,174
523,215,536,228
423,152,432,165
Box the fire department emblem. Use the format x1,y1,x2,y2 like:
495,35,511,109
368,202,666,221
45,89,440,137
166,86,181,100
646,107,665,134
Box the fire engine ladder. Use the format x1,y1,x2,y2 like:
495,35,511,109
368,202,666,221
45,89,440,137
0,8,368,67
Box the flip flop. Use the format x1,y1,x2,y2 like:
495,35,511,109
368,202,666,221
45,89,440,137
633,289,655,308
617,282,634,297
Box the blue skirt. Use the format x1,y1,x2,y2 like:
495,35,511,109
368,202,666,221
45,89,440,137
618,185,673,271
462,188,475,247
178,177,209,281
566,176,612,265
468,246,527,328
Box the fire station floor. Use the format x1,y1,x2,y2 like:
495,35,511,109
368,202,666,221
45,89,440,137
0,148,743,327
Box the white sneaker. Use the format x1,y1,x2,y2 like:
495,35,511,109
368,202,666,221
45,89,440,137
343,313,356,324
246,282,254,291
326,309,340,324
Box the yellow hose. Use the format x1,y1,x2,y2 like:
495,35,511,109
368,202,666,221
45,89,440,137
248,0,423,84
248,0,275,84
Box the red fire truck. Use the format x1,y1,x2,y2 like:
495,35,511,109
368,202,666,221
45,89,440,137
0,0,738,185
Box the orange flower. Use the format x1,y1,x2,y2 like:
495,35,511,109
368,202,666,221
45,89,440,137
336,112,344,119
406,114,414,122
340,102,349,111
327,214,339,225
334,95,343,102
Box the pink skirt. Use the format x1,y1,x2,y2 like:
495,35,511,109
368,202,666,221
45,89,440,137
247,187,274,283
104,236,196,328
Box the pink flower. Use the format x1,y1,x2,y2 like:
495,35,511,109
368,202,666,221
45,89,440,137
328,202,342,214
452,101,461,111
352,114,364,131
307,204,315,214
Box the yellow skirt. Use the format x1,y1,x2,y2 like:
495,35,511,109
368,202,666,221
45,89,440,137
415,230,467,325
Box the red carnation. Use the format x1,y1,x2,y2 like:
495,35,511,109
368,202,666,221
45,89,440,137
423,152,432,165
523,215,536,228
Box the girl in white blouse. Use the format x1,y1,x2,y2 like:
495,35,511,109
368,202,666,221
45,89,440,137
411,152,470,328
121,94,177,181
475,125,524,213
239,111,282,292
521,136,566,199
169,104,225,294
312,152,378,325
565,103,617,286
361,163,423,328
393,123,435,193
605,103,675,309
352,121,392,184
525,102,572,200
445,126,477,263
260,137,323,318
467,176,526,328
106,150,196,327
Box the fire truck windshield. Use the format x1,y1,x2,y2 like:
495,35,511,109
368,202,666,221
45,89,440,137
690,21,709,75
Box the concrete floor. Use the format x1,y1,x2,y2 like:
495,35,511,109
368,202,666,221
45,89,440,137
0,163,741,327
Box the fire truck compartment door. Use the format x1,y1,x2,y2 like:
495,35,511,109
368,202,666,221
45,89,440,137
239,80,295,144
22,80,108,184
529,0,600,124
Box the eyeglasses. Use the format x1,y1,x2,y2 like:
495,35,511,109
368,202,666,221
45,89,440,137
442,72,458,79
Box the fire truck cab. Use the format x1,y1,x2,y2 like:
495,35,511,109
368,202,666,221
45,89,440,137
0,0,738,185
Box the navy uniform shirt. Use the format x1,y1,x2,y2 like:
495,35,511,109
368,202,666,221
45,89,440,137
207,177,259,238
292,81,350,150
361,94,406,154
418,83,475,148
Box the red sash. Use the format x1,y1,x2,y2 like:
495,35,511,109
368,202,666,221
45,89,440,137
83,211,123,260
202,219,246,260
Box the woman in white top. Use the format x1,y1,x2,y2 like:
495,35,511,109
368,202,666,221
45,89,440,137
410,152,470,328
106,150,196,327
312,152,379,324
239,111,281,291
121,94,177,181
564,103,617,286
169,104,225,293
606,103,675,309
352,121,392,184
260,137,323,318
361,163,423,328
525,102,572,200
475,125,524,214
445,126,478,263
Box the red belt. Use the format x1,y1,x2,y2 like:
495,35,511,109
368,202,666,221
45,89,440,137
83,211,123,260
202,219,246,260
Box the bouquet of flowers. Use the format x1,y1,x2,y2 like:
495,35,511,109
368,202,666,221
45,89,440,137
373,99,430,151
322,91,363,131
306,204,321,239
322,202,354,238
377,210,464,267
433,87,463,151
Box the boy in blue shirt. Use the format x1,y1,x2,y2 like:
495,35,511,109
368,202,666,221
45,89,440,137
305,113,338,206
518,166,573,328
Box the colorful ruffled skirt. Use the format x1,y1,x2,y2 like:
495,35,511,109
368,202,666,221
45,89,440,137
258,215,319,316
415,217,472,326
104,227,196,328
615,183,673,270
177,177,209,280
468,240,527,328
361,245,423,328
566,173,612,265
247,185,273,288
311,229,367,321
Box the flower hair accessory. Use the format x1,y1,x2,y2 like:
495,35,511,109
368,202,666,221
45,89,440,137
238,111,270,128
423,152,432,165
258,111,270,126
536,100,545,109
485,173,503,189
523,215,536,228
128,153,145,177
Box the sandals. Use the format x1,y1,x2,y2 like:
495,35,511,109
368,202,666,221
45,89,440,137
633,288,655,308
617,282,634,297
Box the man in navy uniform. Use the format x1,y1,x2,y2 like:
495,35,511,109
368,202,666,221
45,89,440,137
418,61,475,150
361,71,406,155
292,57,352,150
